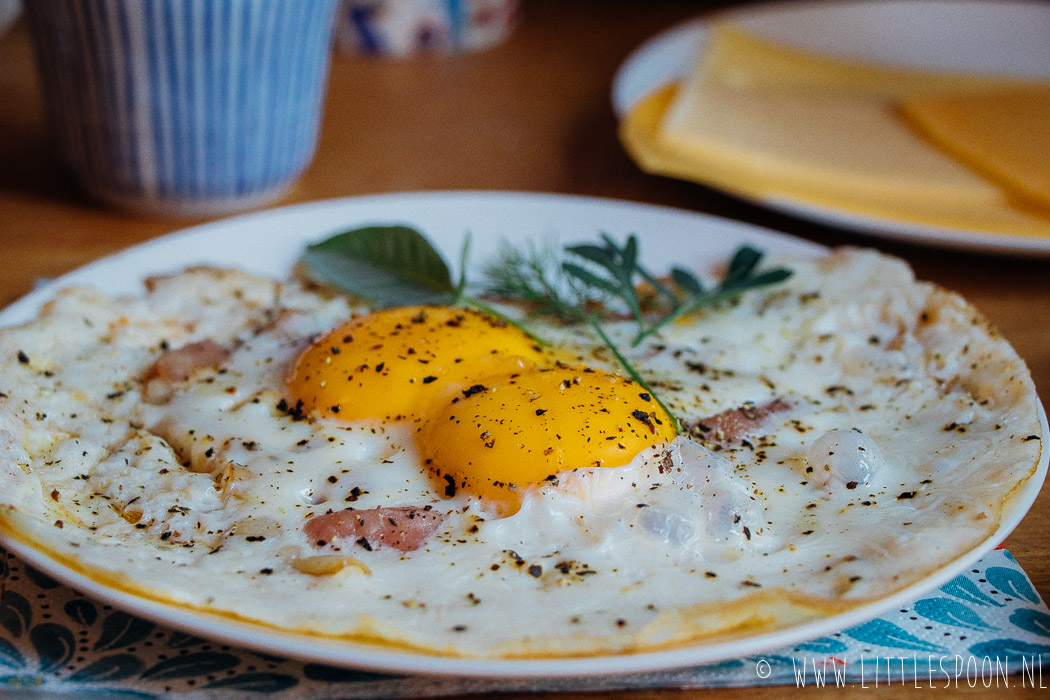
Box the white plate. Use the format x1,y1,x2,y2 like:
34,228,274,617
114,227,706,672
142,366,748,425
613,0,1050,256
0,192,1046,678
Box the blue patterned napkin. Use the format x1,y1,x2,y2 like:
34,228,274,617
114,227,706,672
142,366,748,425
1,547,1047,697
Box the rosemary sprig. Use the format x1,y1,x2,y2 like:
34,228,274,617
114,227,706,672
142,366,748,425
483,235,793,431
559,235,792,347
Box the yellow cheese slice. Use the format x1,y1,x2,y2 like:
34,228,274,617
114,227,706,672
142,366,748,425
901,88,1050,209
619,25,1050,237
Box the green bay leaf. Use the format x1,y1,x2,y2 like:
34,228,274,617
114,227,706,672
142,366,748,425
300,225,455,308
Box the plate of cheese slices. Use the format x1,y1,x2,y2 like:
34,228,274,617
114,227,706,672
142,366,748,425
614,0,1050,254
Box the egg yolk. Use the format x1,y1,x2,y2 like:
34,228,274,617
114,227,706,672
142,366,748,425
286,306,545,422
418,364,676,507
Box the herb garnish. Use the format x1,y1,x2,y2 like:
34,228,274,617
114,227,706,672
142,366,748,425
300,225,539,342
482,235,791,427
300,226,459,308
300,226,793,431
487,234,792,347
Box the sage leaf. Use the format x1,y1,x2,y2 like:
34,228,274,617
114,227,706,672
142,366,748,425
301,226,456,308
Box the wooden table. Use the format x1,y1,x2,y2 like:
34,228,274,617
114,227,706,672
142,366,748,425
1,1,1047,696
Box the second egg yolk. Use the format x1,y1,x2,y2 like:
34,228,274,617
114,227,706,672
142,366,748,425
286,306,545,422
418,364,677,508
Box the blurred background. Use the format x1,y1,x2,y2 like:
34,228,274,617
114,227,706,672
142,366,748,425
0,1,793,294
0,0,1047,375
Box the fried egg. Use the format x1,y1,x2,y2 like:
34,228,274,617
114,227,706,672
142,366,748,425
0,249,1042,658
287,305,546,423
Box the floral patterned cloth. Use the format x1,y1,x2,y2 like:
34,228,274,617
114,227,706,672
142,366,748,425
1,547,1047,697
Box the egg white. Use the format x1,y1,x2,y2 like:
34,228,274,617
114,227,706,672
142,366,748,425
0,250,1041,657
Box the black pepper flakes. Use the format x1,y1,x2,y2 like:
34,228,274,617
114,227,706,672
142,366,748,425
276,398,307,421
631,409,656,433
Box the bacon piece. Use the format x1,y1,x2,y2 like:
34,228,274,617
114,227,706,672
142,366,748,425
689,398,791,447
304,506,444,552
146,340,231,382
142,340,231,405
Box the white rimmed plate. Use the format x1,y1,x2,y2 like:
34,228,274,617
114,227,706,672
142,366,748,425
612,0,1050,256
0,191,1046,678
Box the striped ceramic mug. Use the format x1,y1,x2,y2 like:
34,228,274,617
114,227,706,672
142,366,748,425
25,0,338,218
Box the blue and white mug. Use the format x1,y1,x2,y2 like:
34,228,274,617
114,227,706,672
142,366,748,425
26,0,338,218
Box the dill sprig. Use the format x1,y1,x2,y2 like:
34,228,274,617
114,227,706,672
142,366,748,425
483,240,681,428
482,235,794,431
482,242,588,323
